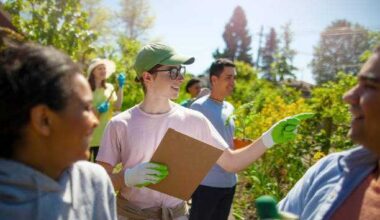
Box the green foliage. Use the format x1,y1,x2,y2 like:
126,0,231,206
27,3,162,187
230,71,357,218
261,28,278,81
311,19,370,84
120,0,155,40
261,23,297,83
4,0,97,62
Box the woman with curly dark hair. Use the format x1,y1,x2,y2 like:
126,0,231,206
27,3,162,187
0,41,116,220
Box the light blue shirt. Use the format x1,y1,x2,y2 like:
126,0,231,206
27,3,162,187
190,95,237,188
278,146,378,220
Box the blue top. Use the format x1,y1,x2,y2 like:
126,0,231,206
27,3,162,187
190,95,237,188
0,159,116,220
278,146,378,220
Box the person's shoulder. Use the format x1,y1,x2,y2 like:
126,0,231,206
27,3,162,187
191,95,208,106
173,103,208,121
72,161,110,182
310,151,343,170
109,106,138,123
224,100,234,108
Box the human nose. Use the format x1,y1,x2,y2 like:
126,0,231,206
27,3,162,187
343,84,360,105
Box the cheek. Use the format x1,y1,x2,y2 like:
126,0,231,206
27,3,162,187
362,94,380,129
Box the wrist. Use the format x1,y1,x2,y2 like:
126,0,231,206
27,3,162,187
261,130,274,148
123,168,133,187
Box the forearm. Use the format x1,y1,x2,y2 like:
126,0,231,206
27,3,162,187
98,161,125,191
217,138,267,172
113,88,123,111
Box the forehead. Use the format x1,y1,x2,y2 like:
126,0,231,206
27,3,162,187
220,66,236,76
70,74,92,100
358,53,380,81
94,64,106,69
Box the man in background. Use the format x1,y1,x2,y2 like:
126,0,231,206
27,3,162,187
190,58,238,220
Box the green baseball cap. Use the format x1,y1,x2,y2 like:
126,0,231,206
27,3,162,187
134,43,195,77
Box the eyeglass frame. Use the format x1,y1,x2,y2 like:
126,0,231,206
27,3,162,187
149,65,186,80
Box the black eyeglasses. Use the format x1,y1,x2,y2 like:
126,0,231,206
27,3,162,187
150,66,186,80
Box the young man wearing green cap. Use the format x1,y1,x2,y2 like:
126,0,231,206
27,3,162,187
96,43,312,219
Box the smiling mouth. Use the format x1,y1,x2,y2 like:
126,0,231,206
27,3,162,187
171,86,180,91
352,116,364,122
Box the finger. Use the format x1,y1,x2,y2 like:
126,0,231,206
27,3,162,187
293,112,315,120
145,175,161,183
146,162,168,171
144,169,162,176
148,169,169,178
284,125,296,132
284,118,299,126
136,181,154,188
284,133,296,140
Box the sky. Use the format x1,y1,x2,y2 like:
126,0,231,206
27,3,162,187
107,0,380,84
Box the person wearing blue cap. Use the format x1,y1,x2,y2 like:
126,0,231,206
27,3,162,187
96,42,312,219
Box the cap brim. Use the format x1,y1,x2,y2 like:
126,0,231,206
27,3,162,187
160,54,195,66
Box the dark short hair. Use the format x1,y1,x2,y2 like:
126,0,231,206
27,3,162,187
185,78,201,93
209,58,235,81
0,41,81,158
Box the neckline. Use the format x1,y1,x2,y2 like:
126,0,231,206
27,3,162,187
208,96,224,104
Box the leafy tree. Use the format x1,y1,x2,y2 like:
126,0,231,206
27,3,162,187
213,6,253,65
311,20,370,84
81,0,113,43
3,0,97,63
261,27,278,81
119,0,155,40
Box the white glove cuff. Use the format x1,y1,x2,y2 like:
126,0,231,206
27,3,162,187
261,130,274,148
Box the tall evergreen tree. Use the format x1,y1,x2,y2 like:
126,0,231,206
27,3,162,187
311,20,370,84
271,23,297,82
261,27,278,81
213,6,253,65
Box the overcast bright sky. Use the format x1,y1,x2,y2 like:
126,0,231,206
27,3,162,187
108,0,380,84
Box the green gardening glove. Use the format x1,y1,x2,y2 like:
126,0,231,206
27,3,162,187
261,113,315,148
255,195,299,220
124,162,169,188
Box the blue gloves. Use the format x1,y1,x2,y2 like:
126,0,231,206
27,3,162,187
97,101,110,114
117,73,126,88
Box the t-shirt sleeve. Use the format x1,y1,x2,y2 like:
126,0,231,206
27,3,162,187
198,114,229,150
96,120,122,166
277,154,334,216
189,101,201,111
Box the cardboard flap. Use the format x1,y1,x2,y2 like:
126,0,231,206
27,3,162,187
148,128,224,200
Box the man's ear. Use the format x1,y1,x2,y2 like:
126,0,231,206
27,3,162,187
30,105,52,136
211,75,218,86
141,71,154,83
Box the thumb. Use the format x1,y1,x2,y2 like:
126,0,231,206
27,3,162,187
293,112,315,121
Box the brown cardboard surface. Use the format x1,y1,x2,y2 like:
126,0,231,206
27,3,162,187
147,128,224,200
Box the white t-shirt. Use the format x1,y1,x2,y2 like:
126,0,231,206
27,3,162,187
97,102,228,209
